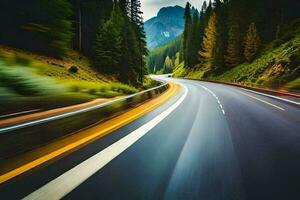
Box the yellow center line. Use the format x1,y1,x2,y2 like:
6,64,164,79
0,82,180,184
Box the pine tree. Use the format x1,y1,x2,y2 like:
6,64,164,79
174,52,181,67
198,0,213,65
214,0,228,68
95,5,122,73
183,2,192,67
130,0,148,84
199,12,218,68
189,10,201,68
244,22,261,62
71,0,113,57
225,22,241,67
0,0,73,57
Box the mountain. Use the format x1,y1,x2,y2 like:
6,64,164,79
144,5,184,49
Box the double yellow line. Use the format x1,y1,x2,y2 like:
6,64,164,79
0,82,180,184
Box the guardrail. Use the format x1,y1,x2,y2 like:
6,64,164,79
0,81,169,160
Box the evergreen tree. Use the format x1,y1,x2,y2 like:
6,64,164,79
244,22,261,62
225,21,241,67
199,12,218,68
95,5,122,73
0,0,73,57
71,0,113,57
198,0,213,65
213,0,228,68
130,0,148,84
164,56,173,73
189,10,201,68
183,2,192,67
174,52,181,67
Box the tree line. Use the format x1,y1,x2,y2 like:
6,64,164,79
183,0,300,71
0,0,147,85
147,35,183,74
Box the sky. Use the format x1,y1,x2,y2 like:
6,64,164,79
141,0,205,21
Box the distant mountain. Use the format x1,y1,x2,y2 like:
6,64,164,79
144,5,184,49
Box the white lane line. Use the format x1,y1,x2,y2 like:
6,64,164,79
0,109,41,119
23,85,188,200
240,88,300,106
197,84,226,115
239,91,285,111
221,108,225,115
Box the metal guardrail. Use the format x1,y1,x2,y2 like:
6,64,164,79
0,81,168,134
0,81,169,160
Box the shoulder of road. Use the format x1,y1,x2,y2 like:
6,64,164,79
0,81,180,184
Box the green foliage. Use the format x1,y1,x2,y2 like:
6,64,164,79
0,60,67,96
172,62,187,77
217,31,300,88
0,0,73,57
225,22,241,67
244,22,261,62
285,78,300,90
69,66,79,73
95,17,122,73
183,2,192,67
147,35,183,73
199,12,219,68
94,1,148,86
71,0,113,56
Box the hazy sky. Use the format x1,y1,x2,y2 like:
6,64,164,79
141,0,205,21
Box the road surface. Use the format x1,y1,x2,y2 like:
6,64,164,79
1,77,300,200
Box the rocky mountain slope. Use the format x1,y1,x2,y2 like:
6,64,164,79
144,6,184,49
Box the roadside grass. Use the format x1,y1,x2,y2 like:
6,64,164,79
142,75,162,89
0,46,112,82
0,46,139,115
172,63,188,78
216,33,300,88
285,78,300,90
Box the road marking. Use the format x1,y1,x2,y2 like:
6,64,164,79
197,84,226,115
240,88,300,106
0,109,41,119
23,85,188,200
239,91,285,111
0,82,179,184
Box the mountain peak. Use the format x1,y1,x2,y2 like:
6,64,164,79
144,5,184,49
157,5,184,17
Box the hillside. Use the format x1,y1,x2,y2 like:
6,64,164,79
173,19,300,91
144,6,184,49
147,35,183,73
154,0,300,92
0,46,138,114
0,0,150,115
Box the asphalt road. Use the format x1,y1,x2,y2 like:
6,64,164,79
1,77,300,200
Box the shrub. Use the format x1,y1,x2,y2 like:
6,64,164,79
69,66,78,73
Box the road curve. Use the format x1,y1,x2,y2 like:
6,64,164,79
0,77,300,200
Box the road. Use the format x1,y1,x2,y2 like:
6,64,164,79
1,77,300,200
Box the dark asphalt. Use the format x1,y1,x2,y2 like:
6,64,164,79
1,77,300,200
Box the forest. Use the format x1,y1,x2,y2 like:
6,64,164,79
182,0,299,69
150,0,300,90
0,0,147,86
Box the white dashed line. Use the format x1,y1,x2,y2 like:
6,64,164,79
198,85,226,115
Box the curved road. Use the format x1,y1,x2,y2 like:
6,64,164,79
1,77,300,200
